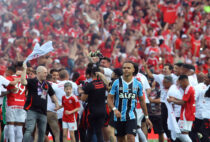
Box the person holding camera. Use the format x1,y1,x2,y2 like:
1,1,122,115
81,63,107,142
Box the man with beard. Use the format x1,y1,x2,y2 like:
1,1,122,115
108,61,152,142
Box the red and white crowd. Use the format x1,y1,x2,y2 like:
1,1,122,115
0,0,210,142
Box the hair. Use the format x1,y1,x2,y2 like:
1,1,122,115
188,64,195,72
28,67,36,74
178,75,189,81
197,73,205,83
46,74,52,81
64,82,72,88
7,66,16,74
14,61,23,70
90,34,100,45
59,70,69,80
87,63,100,76
174,62,183,67
50,69,58,74
101,57,111,63
164,63,173,71
72,72,80,82
182,63,191,69
164,75,173,83
113,68,123,77
85,67,92,76
123,61,138,76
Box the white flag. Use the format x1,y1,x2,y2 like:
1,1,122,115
24,41,54,64
165,100,181,140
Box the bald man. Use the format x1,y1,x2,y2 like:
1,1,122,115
21,63,59,142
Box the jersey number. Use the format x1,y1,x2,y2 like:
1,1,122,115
119,93,136,99
14,83,25,95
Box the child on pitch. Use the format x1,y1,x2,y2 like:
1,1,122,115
55,82,80,142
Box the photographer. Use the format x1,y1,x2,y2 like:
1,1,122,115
81,63,107,142
89,51,113,80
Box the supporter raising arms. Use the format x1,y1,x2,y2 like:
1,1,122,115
21,62,59,142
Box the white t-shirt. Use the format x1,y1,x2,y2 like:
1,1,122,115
194,83,207,119
0,76,10,105
103,67,113,82
167,84,183,117
153,73,178,103
203,85,210,119
0,75,10,93
188,74,198,87
53,80,78,119
47,82,57,112
136,73,151,103
0,75,10,104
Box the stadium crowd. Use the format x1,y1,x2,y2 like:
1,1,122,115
0,0,210,142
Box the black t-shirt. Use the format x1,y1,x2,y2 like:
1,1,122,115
24,78,55,115
83,79,106,117
148,89,161,116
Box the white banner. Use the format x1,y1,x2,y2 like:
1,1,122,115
165,100,181,140
24,41,54,64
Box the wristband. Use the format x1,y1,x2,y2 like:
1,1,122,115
112,107,117,111
145,115,149,119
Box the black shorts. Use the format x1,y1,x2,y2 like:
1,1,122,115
149,115,164,134
114,119,137,137
204,119,210,135
87,114,105,129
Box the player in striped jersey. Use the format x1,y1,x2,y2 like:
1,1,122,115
108,61,152,142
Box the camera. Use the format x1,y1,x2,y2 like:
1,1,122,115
89,51,104,58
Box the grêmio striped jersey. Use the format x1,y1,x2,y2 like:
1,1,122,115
109,77,143,122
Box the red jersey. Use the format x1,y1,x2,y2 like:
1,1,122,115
191,37,201,57
135,77,146,109
160,3,180,24
99,41,114,58
6,75,26,107
147,57,158,68
62,95,80,123
180,86,195,121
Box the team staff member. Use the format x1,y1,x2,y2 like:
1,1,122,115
108,61,152,142
81,63,107,142
21,63,59,142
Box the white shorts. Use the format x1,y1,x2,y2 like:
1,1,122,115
6,106,26,123
178,120,193,132
136,108,144,127
62,121,77,131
